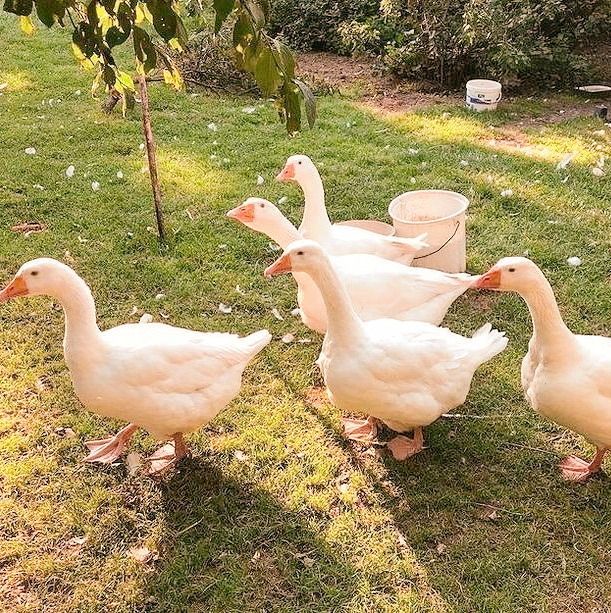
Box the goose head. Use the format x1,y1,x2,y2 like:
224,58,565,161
475,257,543,293
227,198,283,232
0,258,78,302
276,155,317,185
264,239,327,278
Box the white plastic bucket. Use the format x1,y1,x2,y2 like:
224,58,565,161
466,79,502,112
337,219,395,236
388,190,469,273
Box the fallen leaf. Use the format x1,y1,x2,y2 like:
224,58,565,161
11,222,46,234
128,545,157,563
556,152,575,170
459,159,469,167
66,535,87,547
500,189,513,197
410,177,416,184
128,306,139,317
155,293,165,301
298,338,312,344
302,556,315,568
65,165,75,178
116,170,124,179
139,313,154,324
126,452,142,476
278,196,289,205
482,508,499,521
54,427,76,438
592,167,604,177
436,543,447,554
251,550,261,561
397,533,407,548
218,303,232,314
233,450,248,462
139,143,145,150
291,308,301,317
24,147,36,155
256,175,265,185
91,181,100,191
207,122,218,132
242,106,256,114
0,82,8,91
567,256,582,267
271,308,284,321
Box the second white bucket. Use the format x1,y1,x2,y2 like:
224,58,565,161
466,79,502,111
388,190,469,273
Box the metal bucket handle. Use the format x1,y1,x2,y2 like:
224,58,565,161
413,220,461,260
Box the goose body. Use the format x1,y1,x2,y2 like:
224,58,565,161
477,257,611,481
276,155,427,265
228,198,475,333
0,258,270,472
266,240,507,458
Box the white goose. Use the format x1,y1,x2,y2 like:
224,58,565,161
0,259,271,474
228,197,476,333
266,240,507,458
276,155,427,264
476,257,611,482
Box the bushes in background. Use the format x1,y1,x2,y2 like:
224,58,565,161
271,0,610,87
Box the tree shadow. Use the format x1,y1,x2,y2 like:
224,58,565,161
136,456,361,612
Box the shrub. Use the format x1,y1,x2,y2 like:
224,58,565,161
269,0,380,51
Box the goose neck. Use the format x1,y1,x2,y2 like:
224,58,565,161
299,169,332,235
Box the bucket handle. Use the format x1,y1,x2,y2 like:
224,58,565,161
413,220,461,261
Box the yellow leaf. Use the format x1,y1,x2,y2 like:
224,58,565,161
135,59,146,76
71,42,86,61
135,3,153,23
20,16,35,36
168,37,183,52
116,70,135,91
171,69,184,91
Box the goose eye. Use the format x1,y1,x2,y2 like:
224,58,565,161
30,271,39,276
298,161,302,165
296,250,304,255
508,267,515,272
259,203,265,208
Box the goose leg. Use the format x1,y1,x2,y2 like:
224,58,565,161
559,448,607,483
342,416,378,442
386,427,425,461
146,433,190,475
84,423,138,464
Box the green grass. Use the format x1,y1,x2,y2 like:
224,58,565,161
1,15,611,613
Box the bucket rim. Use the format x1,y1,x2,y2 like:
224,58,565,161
466,79,502,90
388,189,469,225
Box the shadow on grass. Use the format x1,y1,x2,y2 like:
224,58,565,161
139,457,359,612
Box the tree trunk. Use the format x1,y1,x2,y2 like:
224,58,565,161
101,88,122,114
138,76,166,247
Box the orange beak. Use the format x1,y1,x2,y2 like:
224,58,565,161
0,274,29,303
264,253,293,278
226,202,254,223
276,163,295,182
474,268,502,290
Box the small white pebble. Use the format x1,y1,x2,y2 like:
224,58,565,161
65,165,75,178
459,160,469,167
139,313,154,324
408,148,419,155
291,308,301,317
218,303,232,314
91,181,100,191
25,147,36,155
234,450,248,461
500,189,513,197
278,196,289,205
139,143,145,151
592,167,604,177
242,106,256,114
567,256,582,267
410,177,416,184
0,82,8,91
33,184,44,191
207,122,218,132
155,293,165,301
271,308,284,321
281,333,295,344
222,158,230,164
116,170,124,179
212,140,218,146
74,90,81,96
256,175,265,185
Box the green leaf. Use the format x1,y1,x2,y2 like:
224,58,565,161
34,0,64,27
272,39,295,79
283,80,301,134
213,0,234,33
145,0,177,42
72,21,97,57
254,44,282,97
133,25,157,73
242,0,264,28
293,78,316,128
4,0,33,17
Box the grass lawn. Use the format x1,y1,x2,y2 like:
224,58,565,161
1,14,611,613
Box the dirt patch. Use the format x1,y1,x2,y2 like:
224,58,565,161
297,51,457,113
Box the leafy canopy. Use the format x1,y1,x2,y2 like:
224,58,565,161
3,0,316,132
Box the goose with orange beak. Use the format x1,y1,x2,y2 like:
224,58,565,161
228,197,477,333
476,257,611,482
0,258,271,475
266,240,507,459
276,155,428,265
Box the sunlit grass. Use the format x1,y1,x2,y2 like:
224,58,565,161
1,12,611,613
